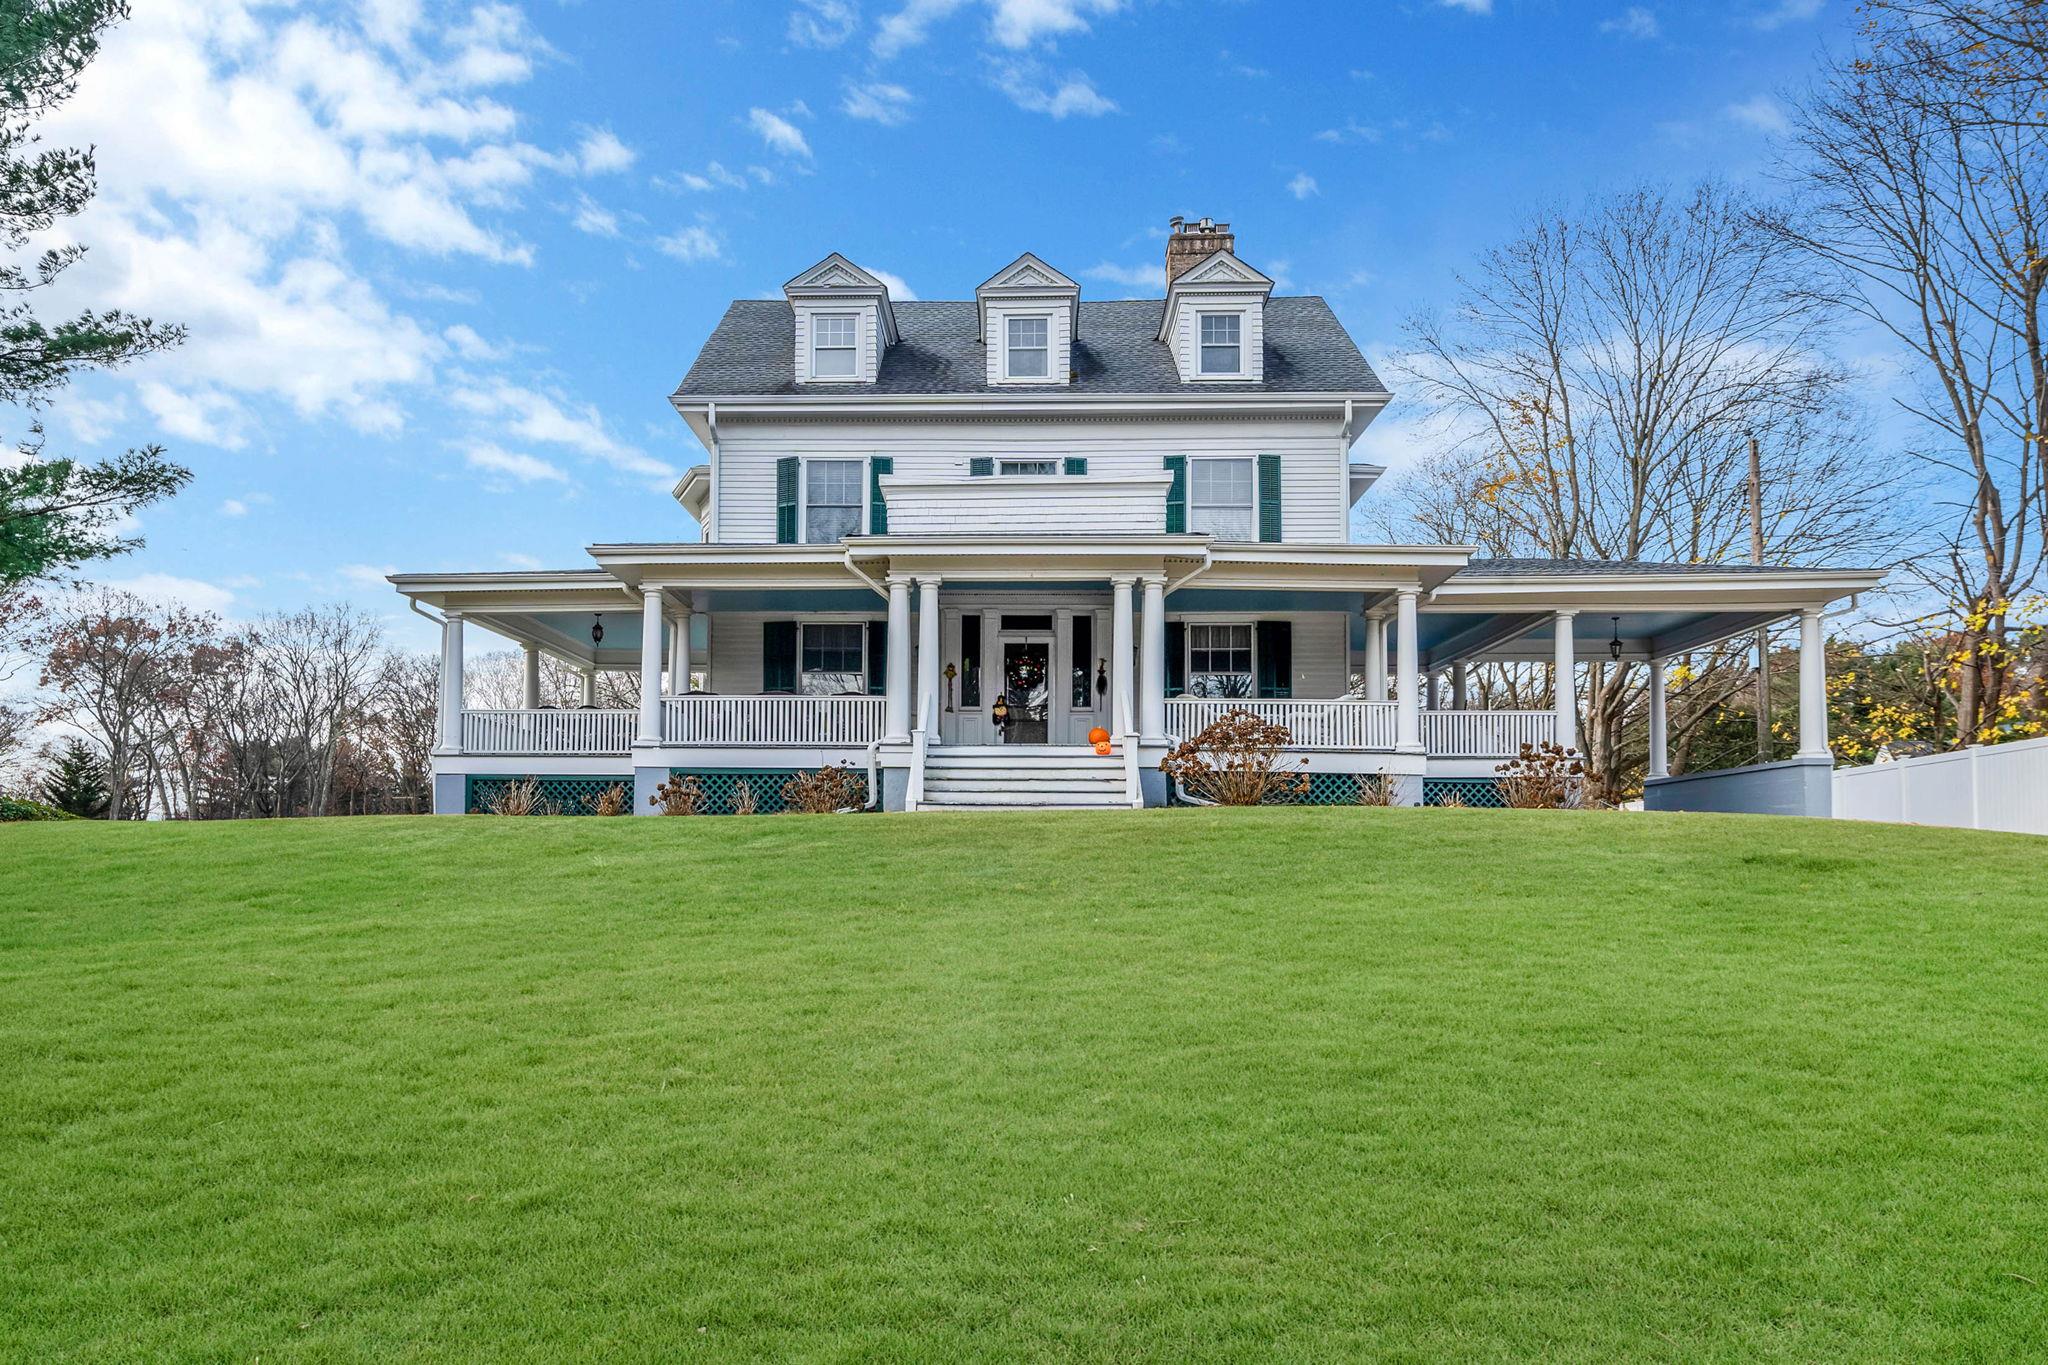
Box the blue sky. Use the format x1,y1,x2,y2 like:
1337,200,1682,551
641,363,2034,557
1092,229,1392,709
31,0,1851,651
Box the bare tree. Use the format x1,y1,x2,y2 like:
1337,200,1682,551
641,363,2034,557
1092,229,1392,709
464,649,636,709
1769,17,2048,745
1382,182,1898,794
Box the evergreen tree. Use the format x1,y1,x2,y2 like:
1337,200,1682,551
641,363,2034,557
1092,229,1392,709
0,0,188,589
38,734,106,816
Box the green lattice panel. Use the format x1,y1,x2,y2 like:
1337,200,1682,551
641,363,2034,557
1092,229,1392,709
467,774,630,815
668,768,869,815
1425,778,1506,808
1298,772,1385,805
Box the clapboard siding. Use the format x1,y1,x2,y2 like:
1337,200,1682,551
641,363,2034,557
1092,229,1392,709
714,413,1349,543
1169,610,1350,698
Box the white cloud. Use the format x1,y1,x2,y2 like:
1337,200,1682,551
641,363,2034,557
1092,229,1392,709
789,0,859,47
1083,261,1162,293
104,572,238,616
1287,172,1319,200
656,225,725,263
464,440,568,484
875,0,1123,56
1599,6,1659,37
1440,0,1492,12
338,563,400,591
219,498,249,517
748,106,813,158
1315,119,1381,144
989,60,1116,118
659,161,750,193
450,382,675,481
499,551,544,569
575,127,636,175
869,268,918,300
138,382,250,450
570,193,620,237
1726,94,1791,134
443,323,504,360
842,81,915,125
1751,0,1824,30
59,394,130,445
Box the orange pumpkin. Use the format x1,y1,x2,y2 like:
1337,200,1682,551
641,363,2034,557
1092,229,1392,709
1087,726,1110,745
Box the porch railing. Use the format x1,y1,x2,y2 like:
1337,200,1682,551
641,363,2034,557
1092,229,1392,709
662,694,886,747
1165,698,1397,750
1420,709,1557,758
461,708,636,755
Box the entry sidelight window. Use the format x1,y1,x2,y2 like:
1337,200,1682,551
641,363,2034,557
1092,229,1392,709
1071,614,1094,709
960,615,982,707
800,623,865,695
1187,623,1253,698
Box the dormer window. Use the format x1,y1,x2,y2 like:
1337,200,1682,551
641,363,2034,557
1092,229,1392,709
1199,313,1242,375
812,314,858,379
1005,316,1050,379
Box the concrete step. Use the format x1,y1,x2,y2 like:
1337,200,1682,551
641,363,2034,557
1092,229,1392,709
925,778,1126,795
938,744,1108,758
924,765,1120,781
920,791,1131,809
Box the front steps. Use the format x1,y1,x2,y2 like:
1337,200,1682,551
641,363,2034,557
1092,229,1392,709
917,745,1134,811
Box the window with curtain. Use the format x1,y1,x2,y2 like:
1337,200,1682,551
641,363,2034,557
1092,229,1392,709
1187,623,1253,698
812,314,858,377
800,623,865,695
1006,315,1049,378
1199,313,1241,374
805,459,863,543
1189,458,1255,541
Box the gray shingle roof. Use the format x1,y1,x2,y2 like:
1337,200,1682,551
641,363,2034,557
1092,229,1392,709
673,296,1387,398
1457,558,1829,576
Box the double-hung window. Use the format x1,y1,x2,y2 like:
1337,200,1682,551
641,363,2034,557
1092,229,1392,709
800,623,865,696
1189,457,1255,541
1199,312,1242,375
805,458,864,543
812,314,858,378
1187,623,1254,699
1006,315,1049,379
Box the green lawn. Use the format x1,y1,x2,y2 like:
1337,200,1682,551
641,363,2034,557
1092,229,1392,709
2,810,2044,1361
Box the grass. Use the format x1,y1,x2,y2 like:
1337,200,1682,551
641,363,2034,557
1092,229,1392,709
2,808,2044,1361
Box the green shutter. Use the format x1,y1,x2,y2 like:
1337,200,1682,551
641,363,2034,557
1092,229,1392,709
968,457,993,477
1257,454,1282,542
763,621,797,693
1064,457,1088,476
866,620,887,695
1165,620,1186,698
775,457,799,544
868,456,891,534
1163,455,1187,533
1256,620,1292,699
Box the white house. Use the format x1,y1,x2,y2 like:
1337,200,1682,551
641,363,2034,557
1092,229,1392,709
392,217,1883,814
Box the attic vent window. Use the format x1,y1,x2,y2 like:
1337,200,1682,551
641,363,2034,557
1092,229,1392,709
1005,315,1049,379
1199,313,1242,375
812,314,858,378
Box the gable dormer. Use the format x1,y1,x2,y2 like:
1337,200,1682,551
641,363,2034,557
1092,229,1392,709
783,253,898,385
976,253,1080,387
1158,244,1272,384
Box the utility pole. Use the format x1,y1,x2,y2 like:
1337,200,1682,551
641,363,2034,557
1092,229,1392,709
1749,434,1770,764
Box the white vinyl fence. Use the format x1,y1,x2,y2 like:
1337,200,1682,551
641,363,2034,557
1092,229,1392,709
1833,736,2048,836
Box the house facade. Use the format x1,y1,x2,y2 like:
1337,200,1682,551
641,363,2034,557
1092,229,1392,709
392,217,1882,814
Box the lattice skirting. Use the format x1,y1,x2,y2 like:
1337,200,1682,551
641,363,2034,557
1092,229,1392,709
666,768,870,815
1424,778,1507,808
466,774,629,815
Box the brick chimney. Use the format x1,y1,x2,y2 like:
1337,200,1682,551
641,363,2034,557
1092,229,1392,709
1165,215,1234,282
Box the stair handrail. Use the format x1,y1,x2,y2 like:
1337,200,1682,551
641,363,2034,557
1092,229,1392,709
1114,681,1142,808
905,687,935,812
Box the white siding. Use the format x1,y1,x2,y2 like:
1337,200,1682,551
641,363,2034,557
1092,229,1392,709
983,301,1073,386
878,472,1170,536
714,413,1350,543
792,300,881,384
1169,610,1350,699
1165,293,1265,383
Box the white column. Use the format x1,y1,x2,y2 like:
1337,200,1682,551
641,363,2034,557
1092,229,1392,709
1553,610,1578,752
1451,661,1469,711
637,587,664,744
672,599,693,696
1798,608,1830,757
1365,610,1388,702
884,576,912,742
520,643,540,709
1139,575,1167,741
578,668,598,708
1111,576,1136,736
1647,656,1669,779
1395,588,1421,752
437,611,465,752
915,577,941,734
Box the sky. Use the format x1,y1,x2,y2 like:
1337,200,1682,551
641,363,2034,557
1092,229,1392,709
24,0,1857,653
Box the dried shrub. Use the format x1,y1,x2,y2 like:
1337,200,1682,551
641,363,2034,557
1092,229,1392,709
649,774,704,816
1434,787,1469,809
782,764,861,814
1159,709,1309,806
732,779,758,816
1495,741,1586,810
484,776,555,816
590,783,629,817
1354,774,1394,806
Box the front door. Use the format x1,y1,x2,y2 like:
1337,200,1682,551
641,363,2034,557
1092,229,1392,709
1000,640,1050,744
